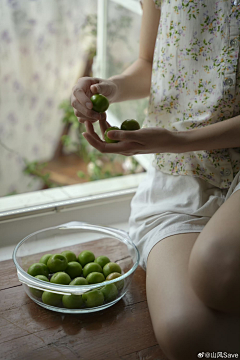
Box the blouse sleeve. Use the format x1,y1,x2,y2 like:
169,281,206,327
152,0,161,9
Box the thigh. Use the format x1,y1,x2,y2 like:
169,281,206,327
189,189,240,313
146,233,240,360
190,188,240,253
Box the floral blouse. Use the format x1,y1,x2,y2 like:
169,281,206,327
145,0,240,189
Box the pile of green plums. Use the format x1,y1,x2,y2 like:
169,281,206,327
27,250,124,309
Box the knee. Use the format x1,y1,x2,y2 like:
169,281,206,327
153,310,208,360
188,236,240,313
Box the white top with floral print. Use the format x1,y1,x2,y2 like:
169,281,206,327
145,0,240,189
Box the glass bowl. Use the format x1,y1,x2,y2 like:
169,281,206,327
12,221,140,313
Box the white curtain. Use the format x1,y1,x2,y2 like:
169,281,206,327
0,0,96,196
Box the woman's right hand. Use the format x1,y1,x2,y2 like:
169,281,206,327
71,77,118,123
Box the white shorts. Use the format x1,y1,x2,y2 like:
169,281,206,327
128,167,240,270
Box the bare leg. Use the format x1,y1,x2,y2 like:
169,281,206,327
146,232,240,360
189,189,240,314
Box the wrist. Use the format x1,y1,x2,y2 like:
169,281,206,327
172,116,240,152
107,75,126,104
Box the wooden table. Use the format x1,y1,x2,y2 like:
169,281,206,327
0,259,169,360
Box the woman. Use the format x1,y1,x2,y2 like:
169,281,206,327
71,0,240,359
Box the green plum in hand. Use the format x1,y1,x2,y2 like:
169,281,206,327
104,127,120,143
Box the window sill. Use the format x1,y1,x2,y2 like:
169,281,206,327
0,172,146,219
0,173,146,261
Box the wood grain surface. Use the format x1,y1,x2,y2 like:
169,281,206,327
0,254,169,360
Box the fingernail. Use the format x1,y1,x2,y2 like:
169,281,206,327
93,85,99,92
86,102,92,109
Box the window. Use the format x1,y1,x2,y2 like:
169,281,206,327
0,1,151,259
95,0,153,171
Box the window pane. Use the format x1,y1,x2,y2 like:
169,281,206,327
0,1,99,197
106,1,149,127
0,0,146,201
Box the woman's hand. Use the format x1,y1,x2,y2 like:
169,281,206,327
83,120,181,156
71,77,118,123
83,115,240,156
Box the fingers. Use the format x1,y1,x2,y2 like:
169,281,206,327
74,110,98,123
71,95,105,122
82,131,142,155
81,111,111,139
84,118,111,141
71,77,106,123
75,114,99,124
90,82,112,98
107,129,144,144
90,84,100,95
72,77,100,104
72,85,93,109
78,118,98,124
84,121,102,142
82,122,145,155
99,115,111,138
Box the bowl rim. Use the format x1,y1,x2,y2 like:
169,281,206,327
12,221,140,295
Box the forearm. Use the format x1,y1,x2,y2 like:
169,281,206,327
107,0,160,104
108,57,152,103
176,115,240,152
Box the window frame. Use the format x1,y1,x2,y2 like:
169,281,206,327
0,0,149,255
94,0,152,171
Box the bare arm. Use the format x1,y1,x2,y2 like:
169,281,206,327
107,0,160,103
176,115,240,152
71,0,160,122
83,115,240,155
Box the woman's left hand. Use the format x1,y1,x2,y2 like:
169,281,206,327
82,120,182,156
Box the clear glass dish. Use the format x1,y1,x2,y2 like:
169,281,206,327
12,221,140,313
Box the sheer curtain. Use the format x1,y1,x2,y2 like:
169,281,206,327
0,0,96,196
